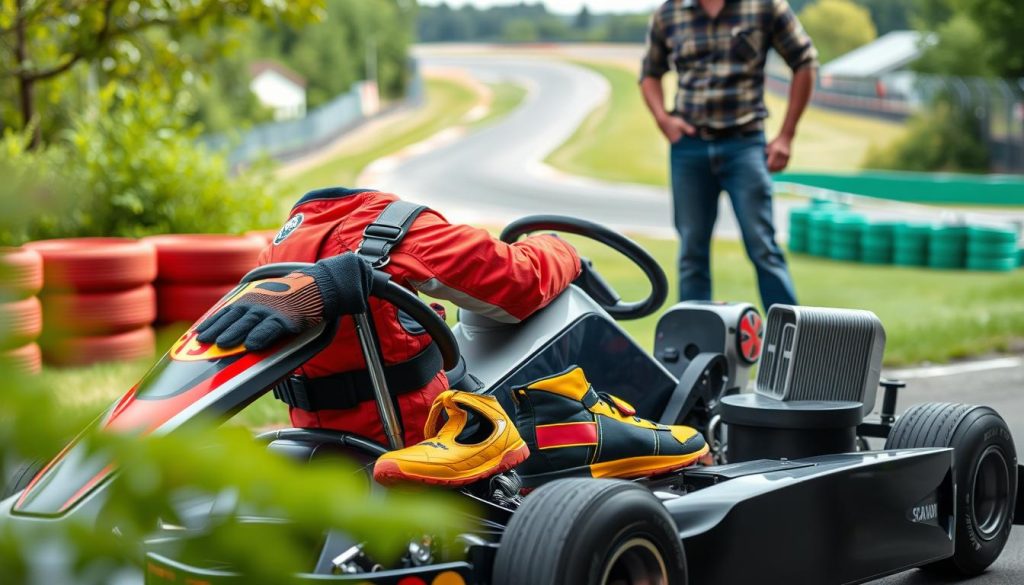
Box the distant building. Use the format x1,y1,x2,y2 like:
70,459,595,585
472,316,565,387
820,31,935,100
249,60,307,121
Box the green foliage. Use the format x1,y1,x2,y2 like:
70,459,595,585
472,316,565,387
929,0,1024,78
913,13,995,78
0,85,281,245
0,0,323,142
503,19,540,43
798,0,878,63
417,3,572,43
0,193,467,583
863,97,989,173
259,0,416,106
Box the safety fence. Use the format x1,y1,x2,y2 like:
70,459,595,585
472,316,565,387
775,171,1024,207
767,59,1024,173
0,234,275,372
200,61,424,168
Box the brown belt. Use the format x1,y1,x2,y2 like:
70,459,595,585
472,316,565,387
692,120,763,141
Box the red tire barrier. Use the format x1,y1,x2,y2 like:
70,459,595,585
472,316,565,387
156,283,236,325
245,230,278,247
143,235,262,284
0,297,42,350
25,238,157,292
0,247,44,299
1,343,42,375
41,285,156,335
42,326,155,368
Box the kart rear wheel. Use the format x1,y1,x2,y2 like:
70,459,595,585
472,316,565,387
493,478,686,585
886,402,1017,577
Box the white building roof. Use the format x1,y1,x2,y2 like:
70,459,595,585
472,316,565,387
821,31,933,79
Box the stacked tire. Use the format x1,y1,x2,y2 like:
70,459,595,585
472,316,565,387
828,214,866,262
787,208,811,254
893,223,931,267
861,221,899,264
245,230,279,247
928,226,968,270
24,238,157,367
0,248,44,374
144,235,264,325
966,227,1018,272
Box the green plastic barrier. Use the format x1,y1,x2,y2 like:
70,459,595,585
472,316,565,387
776,171,1024,206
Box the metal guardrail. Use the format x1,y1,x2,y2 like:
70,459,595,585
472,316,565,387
201,60,425,168
766,56,1024,172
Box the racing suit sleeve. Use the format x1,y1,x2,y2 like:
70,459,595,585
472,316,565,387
396,213,581,324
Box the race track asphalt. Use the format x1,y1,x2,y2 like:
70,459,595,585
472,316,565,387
367,48,1024,584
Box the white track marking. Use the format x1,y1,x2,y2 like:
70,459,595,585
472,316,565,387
885,357,1024,380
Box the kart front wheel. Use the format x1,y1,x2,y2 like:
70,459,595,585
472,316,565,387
492,478,686,585
886,402,1017,577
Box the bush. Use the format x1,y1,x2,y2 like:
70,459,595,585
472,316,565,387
862,96,989,173
1,85,282,246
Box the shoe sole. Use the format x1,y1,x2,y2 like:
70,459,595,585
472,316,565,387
519,443,709,489
373,442,531,487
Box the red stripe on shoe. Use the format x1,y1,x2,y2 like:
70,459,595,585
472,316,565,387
535,422,598,449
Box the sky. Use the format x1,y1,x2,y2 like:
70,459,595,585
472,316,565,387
418,1,663,15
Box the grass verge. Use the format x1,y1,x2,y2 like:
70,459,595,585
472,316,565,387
546,60,907,184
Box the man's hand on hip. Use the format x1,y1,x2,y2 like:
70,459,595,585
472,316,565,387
766,134,793,173
657,114,695,144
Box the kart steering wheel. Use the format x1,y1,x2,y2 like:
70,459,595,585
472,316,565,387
500,215,668,320
242,262,461,372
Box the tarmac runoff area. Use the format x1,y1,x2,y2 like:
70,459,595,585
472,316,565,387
360,48,1024,585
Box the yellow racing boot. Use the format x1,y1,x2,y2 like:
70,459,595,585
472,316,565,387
512,366,708,489
373,390,530,487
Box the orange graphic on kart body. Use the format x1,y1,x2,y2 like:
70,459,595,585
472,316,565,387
170,329,246,362
169,282,254,362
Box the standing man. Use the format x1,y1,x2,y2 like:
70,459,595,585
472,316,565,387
640,0,817,309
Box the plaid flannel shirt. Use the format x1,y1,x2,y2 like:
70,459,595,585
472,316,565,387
641,0,818,131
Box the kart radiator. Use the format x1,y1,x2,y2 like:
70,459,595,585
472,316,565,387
755,305,885,416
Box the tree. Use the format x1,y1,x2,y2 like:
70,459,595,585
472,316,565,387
799,0,877,63
574,5,592,31
503,18,539,43
0,0,321,147
913,13,995,78
948,0,1024,78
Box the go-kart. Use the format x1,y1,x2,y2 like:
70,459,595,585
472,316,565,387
1,216,1021,585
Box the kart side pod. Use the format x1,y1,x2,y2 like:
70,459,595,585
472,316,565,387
720,305,886,462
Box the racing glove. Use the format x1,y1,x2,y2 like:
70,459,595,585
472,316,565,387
195,253,374,351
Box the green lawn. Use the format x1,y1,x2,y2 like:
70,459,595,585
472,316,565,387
547,61,907,185
565,235,1024,368
472,82,529,129
282,77,480,198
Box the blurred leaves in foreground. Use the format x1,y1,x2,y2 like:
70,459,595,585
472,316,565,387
0,187,469,584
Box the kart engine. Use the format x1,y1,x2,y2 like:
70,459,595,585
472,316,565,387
719,305,886,462
653,301,763,394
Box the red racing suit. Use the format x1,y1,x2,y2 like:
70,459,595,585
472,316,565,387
259,188,581,445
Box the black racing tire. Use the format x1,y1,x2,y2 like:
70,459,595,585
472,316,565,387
886,402,1017,577
2,459,44,501
492,478,686,585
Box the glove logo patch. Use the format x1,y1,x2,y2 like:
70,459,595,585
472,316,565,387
273,213,304,246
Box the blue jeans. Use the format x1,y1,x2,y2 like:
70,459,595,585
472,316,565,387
669,132,797,309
